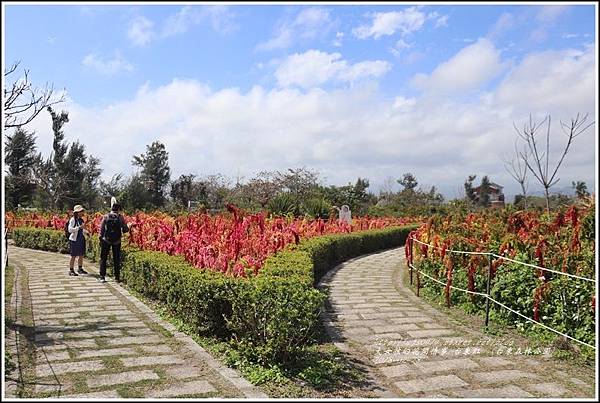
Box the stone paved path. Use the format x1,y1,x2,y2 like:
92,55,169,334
320,247,596,399
5,245,267,399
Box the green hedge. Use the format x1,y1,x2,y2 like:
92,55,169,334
11,227,114,271
12,224,416,363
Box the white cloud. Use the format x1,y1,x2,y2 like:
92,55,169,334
487,12,515,40
162,6,198,37
493,46,596,115
129,6,236,47
536,5,569,23
25,45,595,200
128,16,154,47
529,5,570,44
333,32,344,47
82,52,134,75
204,5,238,34
353,7,427,39
275,50,391,88
393,96,416,110
562,33,578,39
390,38,413,57
257,7,336,51
162,5,237,37
427,11,449,28
529,27,548,43
411,38,505,93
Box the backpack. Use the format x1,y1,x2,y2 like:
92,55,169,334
64,220,70,241
104,212,122,243
65,218,80,241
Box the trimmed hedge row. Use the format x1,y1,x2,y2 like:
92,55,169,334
11,227,114,269
12,224,416,363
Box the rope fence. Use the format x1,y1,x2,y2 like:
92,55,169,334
410,237,595,283
407,236,596,350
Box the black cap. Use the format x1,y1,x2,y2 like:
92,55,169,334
111,203,122,212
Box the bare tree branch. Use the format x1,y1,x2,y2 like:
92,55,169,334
502,138,529,209
3,61,66,129
512,113,594,212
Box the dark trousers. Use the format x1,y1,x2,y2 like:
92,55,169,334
99,239,122,280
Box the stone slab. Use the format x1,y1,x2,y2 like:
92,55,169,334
39,339,99,351
165,366,205,380
63,329,124,339
36,359,105,377
379,364,414,379
87,370,159,388
395,374,468,394
147,380,217,397
138,345,174,354
415,358,479,373
36,350,70,362
121,355,185,367
372,324,421,333
60,391,122,398
476,356,512,367
453,385,534,398
77,347,138,358
105,336,163,346
406,329,456,338
472,370,538,384
526,382,570,396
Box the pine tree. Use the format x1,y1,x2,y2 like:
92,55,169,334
4,128,38,208
132,141,171,208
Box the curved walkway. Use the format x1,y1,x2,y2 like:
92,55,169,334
5,245,267,399
319,247,596,398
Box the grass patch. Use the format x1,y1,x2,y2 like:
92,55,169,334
4,262,40,398
115,377,174,399
101,356,125,371
4,264,17,378
5,264,15,303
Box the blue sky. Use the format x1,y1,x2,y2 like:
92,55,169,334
3,2,597,200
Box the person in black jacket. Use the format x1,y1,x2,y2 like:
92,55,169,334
98,202,129,283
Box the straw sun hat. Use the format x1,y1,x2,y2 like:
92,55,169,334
73,205,85,213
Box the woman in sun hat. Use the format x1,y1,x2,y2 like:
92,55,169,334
67,204,89,276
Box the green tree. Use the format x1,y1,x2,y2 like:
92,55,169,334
132,141,171,208
275,167,320,201
4,128,38,209
242,171,282,208
464,174,477,205
201,174,231,212
170,174,210,210
370,174,444,216
32,108,102,210
120,174,153,211
33,107,70,209
317,177,374,216
572,181,590,199
478,175,492,208
99,173,126,208
398,172,418,191
79,155,102,209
